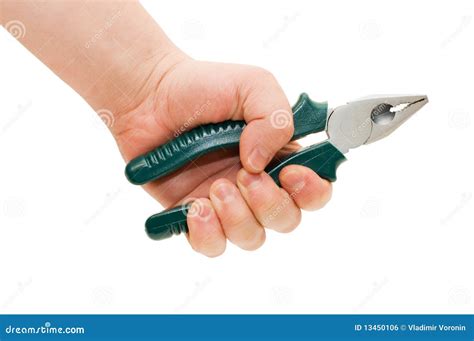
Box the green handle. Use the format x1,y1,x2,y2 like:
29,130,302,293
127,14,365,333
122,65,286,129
126,93,327,185
146,140,346,241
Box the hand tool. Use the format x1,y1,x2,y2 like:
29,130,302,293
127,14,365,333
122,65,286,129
125,93,428,241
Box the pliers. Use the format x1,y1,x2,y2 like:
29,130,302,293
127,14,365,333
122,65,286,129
125,93,428,240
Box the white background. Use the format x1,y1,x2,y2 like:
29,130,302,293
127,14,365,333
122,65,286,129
0,0,473,313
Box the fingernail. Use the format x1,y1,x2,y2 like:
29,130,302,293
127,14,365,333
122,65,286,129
247,147,270,172
212,183,235,203
238,170,262,189
282,169,306,192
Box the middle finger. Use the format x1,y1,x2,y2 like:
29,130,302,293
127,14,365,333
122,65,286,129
236,169,301,233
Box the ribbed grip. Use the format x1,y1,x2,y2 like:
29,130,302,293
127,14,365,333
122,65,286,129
145,205,190,240
126,121,245,185
126,93,328,185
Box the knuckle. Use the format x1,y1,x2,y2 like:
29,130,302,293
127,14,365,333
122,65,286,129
221,211,249,230
264,194,291,219
268,108,294,139
262,193,301,233
220,212,265,250
251,195,272,215
211,178,232,190
282,173,309,196
252,67,275,81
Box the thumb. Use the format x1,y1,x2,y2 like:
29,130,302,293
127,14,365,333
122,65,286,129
238,68,294,173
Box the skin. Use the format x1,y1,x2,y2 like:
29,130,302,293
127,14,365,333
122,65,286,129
2,0,332,257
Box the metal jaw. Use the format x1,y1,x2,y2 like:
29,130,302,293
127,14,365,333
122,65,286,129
327,95,428,154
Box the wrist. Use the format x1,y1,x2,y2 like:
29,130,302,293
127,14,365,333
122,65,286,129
79,19,189,118
83,38,187,118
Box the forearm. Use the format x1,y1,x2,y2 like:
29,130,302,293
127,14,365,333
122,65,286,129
1,0,182,114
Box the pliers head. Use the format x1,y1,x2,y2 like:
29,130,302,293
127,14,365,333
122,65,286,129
327,94,429,154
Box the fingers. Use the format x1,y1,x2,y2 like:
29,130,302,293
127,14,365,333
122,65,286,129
186,165,332,256
279,165,332,211
209,179,266,251
239,68,294,173
186,198,226,257
236,169,301,233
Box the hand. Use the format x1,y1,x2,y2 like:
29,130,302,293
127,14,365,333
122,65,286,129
112,54,332,256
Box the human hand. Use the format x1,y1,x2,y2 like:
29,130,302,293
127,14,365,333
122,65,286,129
112,54,332,256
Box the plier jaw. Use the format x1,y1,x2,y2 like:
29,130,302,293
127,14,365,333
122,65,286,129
327,95,428,154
